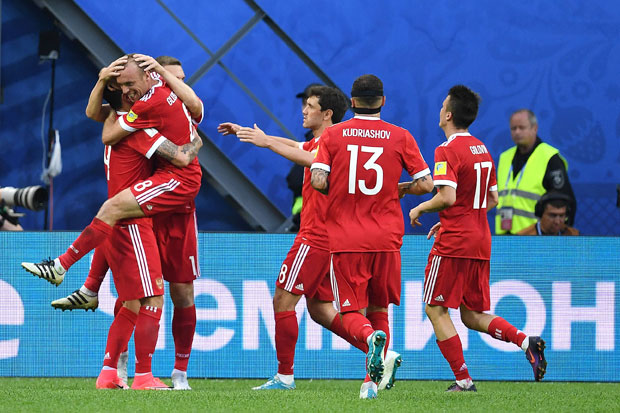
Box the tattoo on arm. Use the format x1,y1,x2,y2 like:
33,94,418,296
180,139,201,161
311,169,330,195
155,139,178,162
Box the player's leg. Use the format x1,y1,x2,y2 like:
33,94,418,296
423,254,476,392
95,299,139,389
20,189,141,282
306,297,368,352
253,287,301,390
253,239,322,391
331,253,386,390
131,294,170,390
169,281,195,390
51,247,108,311
459,258,546,381
154,211,199,390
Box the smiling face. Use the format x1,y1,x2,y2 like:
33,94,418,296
116,61,151,104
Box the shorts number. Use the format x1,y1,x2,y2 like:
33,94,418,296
278,264,288,284
133,180,153,192
189,255,197,276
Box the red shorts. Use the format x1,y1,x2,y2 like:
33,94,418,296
102,219,164,301
276,238,333,301
423,254,490,311
130,169,200,217
153,210,200,283
330,251,401,312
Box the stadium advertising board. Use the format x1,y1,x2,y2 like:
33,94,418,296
0,233,617,381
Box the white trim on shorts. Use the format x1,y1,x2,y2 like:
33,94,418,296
423,255,442,304
128,224,154,297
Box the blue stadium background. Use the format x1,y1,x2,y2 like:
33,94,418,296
2,0,620,234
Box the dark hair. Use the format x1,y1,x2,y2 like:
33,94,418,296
535,191,573,218
307,85,349,124
447,85,480,129
103,86,123,111
351,74,383,107
155,55,182,67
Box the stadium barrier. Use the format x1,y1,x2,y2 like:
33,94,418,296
0,232,618,381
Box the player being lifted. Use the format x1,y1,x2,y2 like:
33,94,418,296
408,85,547,392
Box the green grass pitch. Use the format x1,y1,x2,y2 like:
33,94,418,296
1,378,618,412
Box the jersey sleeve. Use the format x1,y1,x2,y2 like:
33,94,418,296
403,131,430,179
489,160,498,192
125,128,167,159
310,133,331,172
433,145,458,189
191,99,204,125
118,97,163,133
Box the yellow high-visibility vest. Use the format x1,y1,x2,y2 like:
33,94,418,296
495,143,567,234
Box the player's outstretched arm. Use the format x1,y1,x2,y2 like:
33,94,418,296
310,169,329,195
409,185,456,227
155,132,203,167
237,124,313,167
134,54,203,120
86,57,127,122
398,174,434,198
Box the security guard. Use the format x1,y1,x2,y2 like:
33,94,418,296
496,109,576,234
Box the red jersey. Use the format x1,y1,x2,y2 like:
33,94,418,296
118,73,202,187
311,115,430,252
296,137,328,250
430,133,497,260
104,118,162,225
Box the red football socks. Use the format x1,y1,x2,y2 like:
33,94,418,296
329,314,368,352
58,217,112,270
341,312,374,345
172,305,196,371
275,311,298,375
134,306,162,374
488,316,527,347
83,247,109,293
367,311,390,356
102,307,137,369
437,335,471,381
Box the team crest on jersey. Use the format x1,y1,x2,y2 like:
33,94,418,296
434,161,447,176
126,110,138,123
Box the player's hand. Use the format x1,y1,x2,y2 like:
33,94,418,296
427,222,441,240
217,122,242,136
134,54,163,74
409,207,422,227
99,56,128,82
398,181,412,199
237,124,269,148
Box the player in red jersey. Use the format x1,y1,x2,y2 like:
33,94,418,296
408,85,547,392
219,86,383,391
22,53,203,283
91,80,201,390
49,55,202,390
310,75,433,398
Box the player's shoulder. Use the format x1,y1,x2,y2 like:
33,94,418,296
138,73,166,103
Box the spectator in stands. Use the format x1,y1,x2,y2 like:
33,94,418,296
286,83,323,232
496,109,576,234
517,191,579,236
